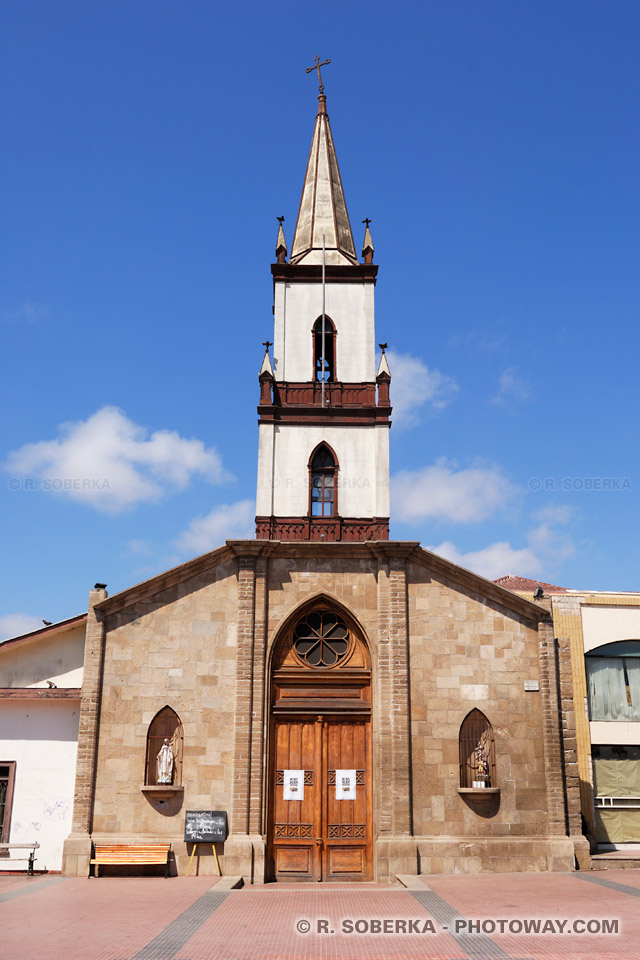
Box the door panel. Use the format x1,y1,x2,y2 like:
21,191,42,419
324,720,370,880
272,719,320,880
270,716,371,881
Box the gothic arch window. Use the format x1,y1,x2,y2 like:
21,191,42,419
313,316,336,382
145,706,184,786
459,709,496,788
309,444,337,517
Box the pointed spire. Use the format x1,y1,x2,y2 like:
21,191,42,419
275,216,287,263
376,343,391,408
259,341,274,405
259,341,274,378
376,343,391,379
362,218,374,264
289,94,358,267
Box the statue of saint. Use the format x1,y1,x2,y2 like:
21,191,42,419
156,738,174,784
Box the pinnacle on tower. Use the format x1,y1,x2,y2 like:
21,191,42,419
275,217,287,263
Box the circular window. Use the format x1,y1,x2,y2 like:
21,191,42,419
293,611,350,667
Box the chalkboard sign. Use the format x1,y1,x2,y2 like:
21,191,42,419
184,810,228,843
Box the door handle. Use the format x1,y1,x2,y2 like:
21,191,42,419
315,838,323,845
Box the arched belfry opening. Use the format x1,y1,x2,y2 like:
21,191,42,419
267,598,372,882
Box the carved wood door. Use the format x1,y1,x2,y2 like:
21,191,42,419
270,716,371,881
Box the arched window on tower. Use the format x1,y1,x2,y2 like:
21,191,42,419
309,444,337,517
459,709,496,788
313,317,336,382
145,706,184,786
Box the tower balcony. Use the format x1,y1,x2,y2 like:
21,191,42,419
258,381,391,424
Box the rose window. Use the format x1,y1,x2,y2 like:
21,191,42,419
293,611,350,667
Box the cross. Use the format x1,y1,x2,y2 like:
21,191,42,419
277,216,285,225
362,218,372,228
378,342,388,352
262,340,273,351
306,56,331,94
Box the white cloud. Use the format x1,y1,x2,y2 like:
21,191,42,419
429,510,575,581
4,406,232,513
174,500,255,555
126,539,154,556
491,367,531,404
527,520,575,566
392,458,520,524
1,301,48,325
532,503,575,525
429,540,542,581
0,613,44,643
386,350,458,428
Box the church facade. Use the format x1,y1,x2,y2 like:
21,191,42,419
62,87,588,882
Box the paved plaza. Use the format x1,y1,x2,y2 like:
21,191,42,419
2,870,639,960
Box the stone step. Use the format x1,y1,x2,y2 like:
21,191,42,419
591,854,640,870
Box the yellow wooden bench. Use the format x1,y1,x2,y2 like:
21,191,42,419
89,842,171,877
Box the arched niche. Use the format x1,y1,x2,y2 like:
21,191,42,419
145,705,184,786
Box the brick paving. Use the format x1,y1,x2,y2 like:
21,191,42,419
1,871,639,960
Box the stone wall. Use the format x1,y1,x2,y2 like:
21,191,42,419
87,559,238,875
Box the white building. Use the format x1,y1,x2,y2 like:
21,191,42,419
0,614,86,872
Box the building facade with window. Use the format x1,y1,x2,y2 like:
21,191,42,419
61,89,587,882
0,615,86,872
554,590,640,851
496,577,640,855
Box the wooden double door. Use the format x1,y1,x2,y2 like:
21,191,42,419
269,716,372,881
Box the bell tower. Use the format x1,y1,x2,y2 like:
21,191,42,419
255,77,391,542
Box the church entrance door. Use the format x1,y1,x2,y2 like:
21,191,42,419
268,605,373,882
270,716,371,881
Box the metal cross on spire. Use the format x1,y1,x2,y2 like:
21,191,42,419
306,56,331,94
362,218,372,228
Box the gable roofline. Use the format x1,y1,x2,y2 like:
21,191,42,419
95,543,237,616
412,547,552,623
94,539,550,624
0,613,87,650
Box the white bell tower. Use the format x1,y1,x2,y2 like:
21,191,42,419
255,80,391,542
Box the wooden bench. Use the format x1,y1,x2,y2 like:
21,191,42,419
89,843,171,878
0,842,39,876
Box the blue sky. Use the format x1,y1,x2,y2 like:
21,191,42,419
2,1,639,637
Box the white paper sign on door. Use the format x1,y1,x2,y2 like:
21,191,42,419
336,769,356,800
283,769,304,801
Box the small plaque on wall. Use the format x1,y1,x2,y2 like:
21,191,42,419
336,769,356,800
283,770,304,801
524,680,540,692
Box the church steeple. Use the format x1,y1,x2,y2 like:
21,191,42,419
256,74,391,543
289,92,358,267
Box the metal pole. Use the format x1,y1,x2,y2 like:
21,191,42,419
321,232,326,407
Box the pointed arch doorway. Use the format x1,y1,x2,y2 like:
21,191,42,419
267,603,372,882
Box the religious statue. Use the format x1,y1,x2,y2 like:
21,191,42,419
156,738,174,784
473,742,489,786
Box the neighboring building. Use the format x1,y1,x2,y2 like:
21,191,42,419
497,577,640,853
0,614,86,871
60,87,588,882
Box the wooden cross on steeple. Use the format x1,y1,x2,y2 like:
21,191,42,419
306,56,331,94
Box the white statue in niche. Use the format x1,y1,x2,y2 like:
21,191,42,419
156,738,174,784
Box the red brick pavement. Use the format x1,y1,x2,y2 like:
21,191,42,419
0,871,638,960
